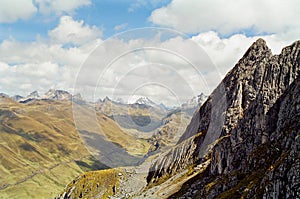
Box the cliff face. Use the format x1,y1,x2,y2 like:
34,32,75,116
260,75,300,198
172,76,300,199
209,39,300,176
147,39,300,198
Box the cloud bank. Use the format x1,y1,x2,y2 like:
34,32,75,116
0,0,299,105
149,0,300,38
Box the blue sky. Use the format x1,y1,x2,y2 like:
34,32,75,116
0,0,171,42
0,0,299,104
0,0,267,43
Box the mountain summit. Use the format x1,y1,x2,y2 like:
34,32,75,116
43,89,72,100
135,96,157,106
134,96,169,111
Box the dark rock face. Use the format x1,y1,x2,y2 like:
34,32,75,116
210,39,300,176
147,39,300,198
260,75,300,199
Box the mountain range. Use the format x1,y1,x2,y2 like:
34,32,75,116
8,88,205,135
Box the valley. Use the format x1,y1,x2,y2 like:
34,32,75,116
0,89,203,198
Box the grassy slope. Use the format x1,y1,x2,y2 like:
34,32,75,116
56,169,121,199
0,97,149,198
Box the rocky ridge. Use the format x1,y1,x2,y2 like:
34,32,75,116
146,39,300,198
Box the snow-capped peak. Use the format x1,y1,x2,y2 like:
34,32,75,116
133,96,170,111
135,96,156,106
42,89,72,100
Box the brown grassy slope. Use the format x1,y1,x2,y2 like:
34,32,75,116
0,97,149,198
56,169,121,199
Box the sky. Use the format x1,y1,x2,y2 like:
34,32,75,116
0,0,299,106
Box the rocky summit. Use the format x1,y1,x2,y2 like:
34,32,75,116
57,39,300,199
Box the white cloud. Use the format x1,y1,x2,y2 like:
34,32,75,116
0,41,81,96
0,37,100,66
49,15,102,45
0,23,297,105
86,31,292,105
0,0,37,23
35,0,91,15
191,31,295,76
73,31,219,104
114,23,128,32
0,61,60,94
0,16,103,97
149,0,300,37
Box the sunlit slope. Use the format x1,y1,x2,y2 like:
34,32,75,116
0,97,149,198
56,169,121,199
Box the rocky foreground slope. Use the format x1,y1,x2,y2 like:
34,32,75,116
57,39,299,198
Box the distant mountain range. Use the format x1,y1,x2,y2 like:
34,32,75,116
7,89,207,114
11,89,73,103
4,90,207,141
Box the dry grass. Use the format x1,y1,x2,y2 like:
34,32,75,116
0,98,150,198
58,169,121,199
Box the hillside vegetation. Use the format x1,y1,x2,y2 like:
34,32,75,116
0,97,149,198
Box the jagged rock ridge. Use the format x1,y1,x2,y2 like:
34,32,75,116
147,39,300,198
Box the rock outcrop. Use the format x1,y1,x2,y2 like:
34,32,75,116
147,39,300,198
